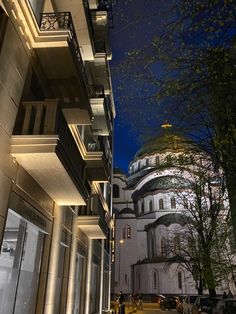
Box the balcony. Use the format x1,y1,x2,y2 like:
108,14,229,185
11,100,88,205
70,125,111,181
92,95,113,135
77,194,109,239
52,0,94,60
34,12,92,124
91,10,111,58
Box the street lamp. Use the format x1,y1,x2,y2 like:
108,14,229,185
118,239,124,291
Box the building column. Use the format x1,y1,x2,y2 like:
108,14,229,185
99,239,105,314
44,204,63,314
84,238,92,314
66,207,78,314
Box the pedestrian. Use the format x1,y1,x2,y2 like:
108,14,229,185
223,291,227,299
128,294,132,308
137,294,143,310
228,289,233,298
131,293,136,309
118,291,125,304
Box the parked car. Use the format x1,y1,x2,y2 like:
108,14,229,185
183,295,198,314
212,298,236,314
192,296,220,314
160,296,177,310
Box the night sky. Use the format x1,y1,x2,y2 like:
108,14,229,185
110,0,169,174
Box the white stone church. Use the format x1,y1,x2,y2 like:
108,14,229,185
112,131,235,297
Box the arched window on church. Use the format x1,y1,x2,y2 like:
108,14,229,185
159,199,164,210
113,184,120,198
122,227,126,239
149,200,153,212
156,156,160,166
161,237,166,256
141,201,145,214
178,271,182,289
151,237,155,258
171,197,176,209
123,225,131,239
184,198,188,209
127,226,131,238
153,270,158,289
174,235,181,254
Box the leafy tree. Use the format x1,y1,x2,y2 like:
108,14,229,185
112,0,236,238
166,158,235,297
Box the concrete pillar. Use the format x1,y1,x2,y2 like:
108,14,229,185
84,238,92,314
44,204,63,314
66,207,78,314
99,239,104,314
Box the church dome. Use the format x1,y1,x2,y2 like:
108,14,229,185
118,207,136,217
134,134,196,159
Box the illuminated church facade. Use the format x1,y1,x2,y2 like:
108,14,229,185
112,131,234,296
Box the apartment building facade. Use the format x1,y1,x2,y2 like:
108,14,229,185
0,0,115,313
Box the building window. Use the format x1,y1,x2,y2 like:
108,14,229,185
171,197,176,209
178,272,182,289
113,184,120,198
127,226,131,239
28,0,45,23
161,237,166,256
174,235,181,254
188,238,194,255
125,274,128,284
122,227,126,239
159,199,164,210
0,209,45,313
141,201,145,214
151,237,155,258
0,7,8,51
153,271,158,289
183,198,188,209
123,226,131,239
156,156,160,166
149,200,153,212
166,155,172,164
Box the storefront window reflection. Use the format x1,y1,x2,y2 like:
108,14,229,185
0,209,44,314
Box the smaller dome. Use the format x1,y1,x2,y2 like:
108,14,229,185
145,213,191,230
132,176,191,199
119,207,136,217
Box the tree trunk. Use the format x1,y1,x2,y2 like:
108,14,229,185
202,250,217,297
225,173,236,243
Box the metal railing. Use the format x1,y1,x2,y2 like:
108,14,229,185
39,12,93,97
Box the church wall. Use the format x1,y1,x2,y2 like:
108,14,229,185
133,262,197,295
114,217,138,294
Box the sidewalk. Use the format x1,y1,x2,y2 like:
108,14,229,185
111,302,159,314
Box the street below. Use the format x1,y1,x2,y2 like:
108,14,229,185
122,302,178,314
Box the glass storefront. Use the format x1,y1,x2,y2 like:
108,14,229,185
91,263,99,314
0,209,45,314
54,244,66,313
74,254,86,314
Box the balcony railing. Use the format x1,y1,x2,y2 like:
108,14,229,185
76,125,111,177
39,12,92,97
13,100,87,196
